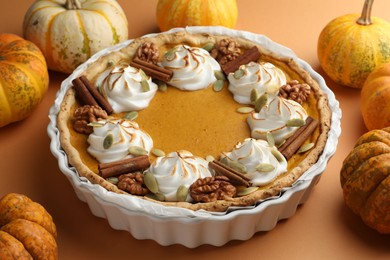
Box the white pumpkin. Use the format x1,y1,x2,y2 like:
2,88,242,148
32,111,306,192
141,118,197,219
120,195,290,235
23,0,128,74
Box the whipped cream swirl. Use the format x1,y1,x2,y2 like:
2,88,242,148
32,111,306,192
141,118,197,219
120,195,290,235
87,119,153,163
222,138,287,186
228,62,287,104
161,45,221,91
247,95,308,144
95,63,158,113
148,150,212,202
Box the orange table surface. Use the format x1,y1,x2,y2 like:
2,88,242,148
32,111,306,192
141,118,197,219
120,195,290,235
1,0,389,259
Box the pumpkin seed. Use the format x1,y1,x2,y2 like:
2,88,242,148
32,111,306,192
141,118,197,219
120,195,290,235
202,42,215,52
233,68,245,79
298,142,315,153
266,132,275,147
123,111,138,121
255,163,275,172
230,161,247,174
128,146,148,156
220,156,229,165
139,69,148,80
140,79,150,92
146,192,165,202
205,155,215,162
271,148,285,162
214,70,226,81
103,133,114,149
236,106,254,114
164,47,176,60
254,92,269,113
151,148,165,157
106,177,119,185
286,118,305,127
87,121,105,127
144,171,159,193
237,186,258,197
156,80,168,92
176,185,189,202
213,79,224,92
250,88,259,103
277,139,286,148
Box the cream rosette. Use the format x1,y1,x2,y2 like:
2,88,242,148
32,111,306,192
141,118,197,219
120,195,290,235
247,95,308,144
221,138,287,186
148,150,212,202
161,45,221,90
95,63,158,112
87,119,153,163
228,62,287,104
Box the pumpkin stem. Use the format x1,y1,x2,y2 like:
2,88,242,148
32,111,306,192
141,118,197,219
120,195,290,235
357,0,374,25
65,0,82,10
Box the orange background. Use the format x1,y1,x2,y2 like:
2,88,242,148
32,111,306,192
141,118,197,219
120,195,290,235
0,0,389,259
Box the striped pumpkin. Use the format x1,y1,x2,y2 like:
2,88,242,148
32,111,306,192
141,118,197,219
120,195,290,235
317,0,390,88
23,0,128,74
156,0,238,32
0,34,49,127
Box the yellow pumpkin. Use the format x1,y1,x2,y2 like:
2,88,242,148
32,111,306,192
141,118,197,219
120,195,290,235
156,0,238,32
317,0,390,88
0,193,57,259
23,0,128,74
340,127,390,234
361,63,390,130
0,33,49,128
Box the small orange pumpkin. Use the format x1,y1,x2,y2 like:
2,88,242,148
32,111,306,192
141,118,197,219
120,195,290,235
0,193,57,259
0,34,49,127
340,127,390,234
156,0,238,32
317,0,390,88
360,63,390,130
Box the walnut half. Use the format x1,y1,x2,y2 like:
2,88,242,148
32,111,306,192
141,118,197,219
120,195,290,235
189,176,236,203
117,172,150,196
279,80,311,104
73,105,107,135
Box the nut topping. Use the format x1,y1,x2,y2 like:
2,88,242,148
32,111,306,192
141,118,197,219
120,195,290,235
210,38,242,65
136,41,159,65
117,172,150,195
279,80,311,104
73,105,107,134
189,176,236,203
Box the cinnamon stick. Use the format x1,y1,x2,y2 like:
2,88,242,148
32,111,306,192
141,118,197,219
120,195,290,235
209,160,251,187
99,155,150,178
221,46,261,75
79,76,113,114
130,57,173,82
72,77,99,107
278,116,319,160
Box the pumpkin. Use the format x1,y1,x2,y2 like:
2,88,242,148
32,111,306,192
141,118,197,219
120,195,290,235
0,33,49,128
156,0,238,32
0,193,57,259
23,0,128,74
360,63,390,130
317,0,390,88
340,127,390,234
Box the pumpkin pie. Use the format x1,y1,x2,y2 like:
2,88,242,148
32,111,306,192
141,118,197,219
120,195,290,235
57,30,331,212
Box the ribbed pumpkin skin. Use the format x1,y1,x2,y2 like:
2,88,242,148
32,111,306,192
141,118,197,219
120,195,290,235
0,34,49,127
361,63,390,130
0,193,57,259
318,14,390,88
156,0,238,32
23,0,128,74
340,127,390,234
